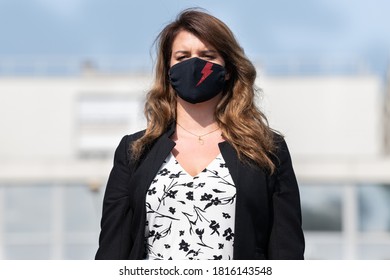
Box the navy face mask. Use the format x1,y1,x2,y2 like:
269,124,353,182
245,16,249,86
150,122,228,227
169,57,226,104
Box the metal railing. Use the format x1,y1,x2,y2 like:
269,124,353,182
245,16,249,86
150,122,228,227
0,56,379,77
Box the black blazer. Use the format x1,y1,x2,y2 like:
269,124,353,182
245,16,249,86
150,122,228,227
95,125,304,260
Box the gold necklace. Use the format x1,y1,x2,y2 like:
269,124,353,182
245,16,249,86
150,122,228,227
176,122,220,145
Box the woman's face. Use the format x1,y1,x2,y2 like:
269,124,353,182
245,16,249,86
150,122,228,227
170,30,225,68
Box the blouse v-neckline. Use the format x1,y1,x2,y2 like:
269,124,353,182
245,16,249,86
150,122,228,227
170,152,222,178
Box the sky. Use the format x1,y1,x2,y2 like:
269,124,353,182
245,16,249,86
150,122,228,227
0,0,390,75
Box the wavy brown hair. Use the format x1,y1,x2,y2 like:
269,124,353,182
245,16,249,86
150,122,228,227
131,8,278,172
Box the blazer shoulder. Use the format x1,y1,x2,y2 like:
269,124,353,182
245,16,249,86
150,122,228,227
121,129,146,152
127,129,146,142
271,131,285,149
269,131,293,174
113,129,146,167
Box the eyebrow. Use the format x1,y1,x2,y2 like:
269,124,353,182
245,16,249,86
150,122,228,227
200,50,218,55
173,50,218,55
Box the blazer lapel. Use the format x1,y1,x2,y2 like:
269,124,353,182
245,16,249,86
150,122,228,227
220,141,267,259
131,125,176,205
219,141,239,181
129,125,176,258
219,142,246,259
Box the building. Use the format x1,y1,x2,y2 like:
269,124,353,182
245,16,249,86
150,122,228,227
0,61,389,259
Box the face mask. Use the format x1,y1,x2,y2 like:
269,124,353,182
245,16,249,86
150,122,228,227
169,57,226,104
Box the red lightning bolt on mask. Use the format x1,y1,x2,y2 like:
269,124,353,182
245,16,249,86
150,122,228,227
196,62,213,87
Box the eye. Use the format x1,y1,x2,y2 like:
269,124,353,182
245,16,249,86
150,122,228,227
176,56,187,61
201,53,217,61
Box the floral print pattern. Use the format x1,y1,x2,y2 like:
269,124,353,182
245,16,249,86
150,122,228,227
144,152,236,260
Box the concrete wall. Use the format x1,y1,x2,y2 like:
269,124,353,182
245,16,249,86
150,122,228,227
0,75,150,161
258,75,383,159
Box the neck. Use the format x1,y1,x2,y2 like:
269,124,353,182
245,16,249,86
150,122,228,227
176,95,221,130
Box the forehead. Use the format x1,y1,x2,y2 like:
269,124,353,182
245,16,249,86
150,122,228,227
171,30,215,52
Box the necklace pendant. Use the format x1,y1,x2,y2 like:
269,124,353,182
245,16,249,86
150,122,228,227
198,136,204,145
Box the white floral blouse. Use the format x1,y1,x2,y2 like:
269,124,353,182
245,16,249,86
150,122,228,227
144,152,236,260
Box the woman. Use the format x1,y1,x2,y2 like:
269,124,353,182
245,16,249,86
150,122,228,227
96,8,304,260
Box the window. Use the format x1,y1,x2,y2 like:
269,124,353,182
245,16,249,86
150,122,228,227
76,93,145,158
0,183,103,259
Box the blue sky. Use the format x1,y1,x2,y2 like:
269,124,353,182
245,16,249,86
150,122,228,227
0,0,389,74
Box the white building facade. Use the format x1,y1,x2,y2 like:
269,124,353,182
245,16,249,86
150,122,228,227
0,69,389,259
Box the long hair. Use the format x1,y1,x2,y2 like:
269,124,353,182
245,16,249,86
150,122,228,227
131,8,277,172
